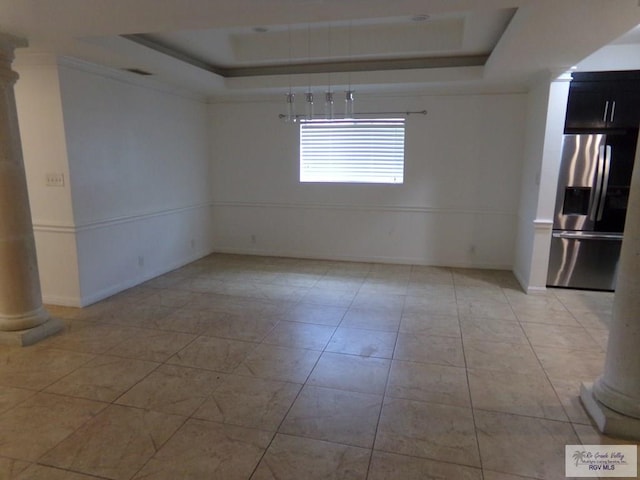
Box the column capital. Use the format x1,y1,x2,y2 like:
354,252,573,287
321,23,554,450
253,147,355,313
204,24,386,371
0,33,27,85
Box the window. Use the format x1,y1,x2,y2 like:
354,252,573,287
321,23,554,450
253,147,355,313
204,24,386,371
299,118,405,184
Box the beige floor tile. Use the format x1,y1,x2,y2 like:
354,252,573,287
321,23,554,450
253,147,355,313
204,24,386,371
402,296,458,316
132,418,272,480
506,292,567,309
280,304,347,326
14,464,104,479
0,347,93,390
102,304,176,329
549,378,593,425
572,423,640,472
262,321,336,350
200,311,280,342
463,340,544,375
107,330,196,362
319,273,366,285
587,328,609,351
406,283,456,300
298,287,358,307
307,352,391,395
251,283,310,303
234,344,321,383
399,313,460,338
72,301,128,322
368,451,482,480
406,282,456,297
44,355,158,402
394,333,465,367
0,457,30,479
475,410,579,480
280,385,382,448
325,327,397,358
178,290,233,309
534,346,605,383
468,368,567,421
0,393,106,462
515,309,581,326
350,293,405,315
453,269,517,288
375,397,480,467
194,374,301,430
340,308,401,332
386,360,470,407
40,323,141,354
522,323,601,351
0,386,35,415
138,289,200,309
101,286,156,306
457,301,517,321
573,311,611,330
251,434,370,480
460,317,528,344
454,286,508,304
409,265,454,285
552,289,614,314
482,471,539,480
3,256,623,480
116,364,226,416
270,272,322,288
41,404,184,480
167,336,256,372
153,308,219,334
359,280,408,295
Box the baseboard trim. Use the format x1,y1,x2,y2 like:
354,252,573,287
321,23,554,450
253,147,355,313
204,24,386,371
211,247,512,271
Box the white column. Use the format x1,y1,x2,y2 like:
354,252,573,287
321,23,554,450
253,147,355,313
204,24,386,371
0,33,62,345
581,133,640,438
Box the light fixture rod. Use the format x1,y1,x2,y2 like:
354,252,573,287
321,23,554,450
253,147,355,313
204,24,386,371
279,110,427,120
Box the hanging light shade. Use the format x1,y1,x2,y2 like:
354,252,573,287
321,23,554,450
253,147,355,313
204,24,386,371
345,90,355,118
305,92,314,120
324,91,334,120
285,92,296,123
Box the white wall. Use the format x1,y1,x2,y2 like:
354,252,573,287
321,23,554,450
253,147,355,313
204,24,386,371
16,57,213,306
210,92,527,268
513,74,569,292
15,55,82,305
57,61,213,305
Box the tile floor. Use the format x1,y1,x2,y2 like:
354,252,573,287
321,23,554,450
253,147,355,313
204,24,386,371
0,253,638,479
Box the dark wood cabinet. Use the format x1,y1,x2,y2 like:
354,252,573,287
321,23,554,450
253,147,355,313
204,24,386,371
564,71,640,133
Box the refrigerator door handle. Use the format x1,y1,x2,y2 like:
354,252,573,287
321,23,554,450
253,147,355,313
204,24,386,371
610,100,616,123
590,145,605,222
597,145,612,221
552,231,623,241
603,101,609,122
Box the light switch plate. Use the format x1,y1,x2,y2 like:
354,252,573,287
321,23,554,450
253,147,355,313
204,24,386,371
45,173,65,187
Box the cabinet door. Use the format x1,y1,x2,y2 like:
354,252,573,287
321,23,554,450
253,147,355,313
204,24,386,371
609,85,640,129
564,83,609,131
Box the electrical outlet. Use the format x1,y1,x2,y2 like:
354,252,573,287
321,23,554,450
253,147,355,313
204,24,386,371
45,173,65,187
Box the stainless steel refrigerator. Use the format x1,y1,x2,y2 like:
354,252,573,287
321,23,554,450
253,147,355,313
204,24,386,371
547,131,637,290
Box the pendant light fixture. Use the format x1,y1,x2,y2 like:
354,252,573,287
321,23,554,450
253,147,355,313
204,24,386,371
324,23,334,120
304,23,314,120
344,21,355,118
284,24,297,123
305,92,314,120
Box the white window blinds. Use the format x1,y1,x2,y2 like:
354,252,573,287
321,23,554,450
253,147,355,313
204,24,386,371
299,118,405,184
